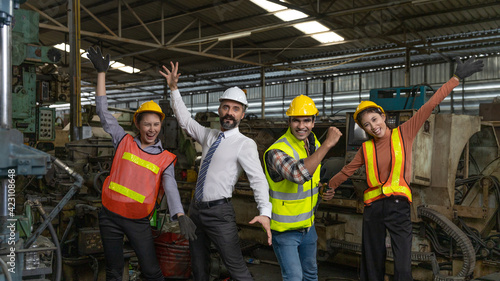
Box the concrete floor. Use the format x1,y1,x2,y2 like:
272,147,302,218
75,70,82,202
248,261,359,281
246,246,359,281
162,245,360,281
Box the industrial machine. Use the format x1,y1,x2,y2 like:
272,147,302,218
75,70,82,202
1,2,82,281
11,8,62,145
1,1,498,279
370,85,435,111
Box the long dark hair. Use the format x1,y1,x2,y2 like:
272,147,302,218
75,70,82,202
356,107,394,131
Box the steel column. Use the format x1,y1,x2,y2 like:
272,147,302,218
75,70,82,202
69,0,82,141
0,24,11,129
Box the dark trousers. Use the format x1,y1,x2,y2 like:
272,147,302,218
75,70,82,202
360,196,413,281
98,206,164,281
188,200,253,281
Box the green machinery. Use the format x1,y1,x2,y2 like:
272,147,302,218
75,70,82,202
11,9,61,142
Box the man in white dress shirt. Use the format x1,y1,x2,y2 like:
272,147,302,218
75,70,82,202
160,62,272,281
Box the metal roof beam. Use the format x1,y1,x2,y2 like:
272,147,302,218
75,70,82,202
81,4,117,37
122,1,161,45
23,2,65,28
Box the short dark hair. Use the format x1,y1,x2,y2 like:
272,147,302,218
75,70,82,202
288,115,316,122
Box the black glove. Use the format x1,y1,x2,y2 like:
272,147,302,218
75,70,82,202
178,215,197,240
87,46,110,73
454,56,484,80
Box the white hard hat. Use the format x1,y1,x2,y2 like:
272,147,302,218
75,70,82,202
219,86,248,107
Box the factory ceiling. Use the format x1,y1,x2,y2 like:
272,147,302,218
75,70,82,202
23,0,500,99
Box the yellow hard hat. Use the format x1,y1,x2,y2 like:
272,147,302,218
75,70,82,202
286,95,319,116
133,100,165,123
353,101,385,126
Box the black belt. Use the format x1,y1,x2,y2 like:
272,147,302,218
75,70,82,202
194,198,231,209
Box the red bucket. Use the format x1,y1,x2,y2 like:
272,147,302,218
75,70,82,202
154,232,191,279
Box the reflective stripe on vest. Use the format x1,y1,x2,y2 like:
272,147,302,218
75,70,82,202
109,181,146,203
268,137,320,201
362,128,412,205
264,128,321,232
122,152,160,174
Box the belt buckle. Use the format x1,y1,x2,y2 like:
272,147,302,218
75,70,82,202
194,200,204,209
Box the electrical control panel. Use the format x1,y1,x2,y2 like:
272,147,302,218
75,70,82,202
38,108,55,141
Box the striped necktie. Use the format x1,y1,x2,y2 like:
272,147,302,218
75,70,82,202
194,132,224,202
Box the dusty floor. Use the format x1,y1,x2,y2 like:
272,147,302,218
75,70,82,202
167,245,360,281
248,260,359,281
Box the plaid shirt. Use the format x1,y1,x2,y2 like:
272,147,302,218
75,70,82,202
265,149,312,184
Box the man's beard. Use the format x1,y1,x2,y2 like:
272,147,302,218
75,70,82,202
220,114,240,130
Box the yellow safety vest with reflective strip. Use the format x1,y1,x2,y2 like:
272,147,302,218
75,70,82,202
102,134,177,219
362,128,412,206
264,128,321,232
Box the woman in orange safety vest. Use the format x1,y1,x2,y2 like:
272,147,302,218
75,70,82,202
87,47,196,281
323,57,483,281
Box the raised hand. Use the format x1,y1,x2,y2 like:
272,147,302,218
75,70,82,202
454,56,484,80
159,61,181,91
87,47,110,73
324,126,343,148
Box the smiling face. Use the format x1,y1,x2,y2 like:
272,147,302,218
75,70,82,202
218,99,245,131
289,116,315,141
359,111,387,139
135,112,162,148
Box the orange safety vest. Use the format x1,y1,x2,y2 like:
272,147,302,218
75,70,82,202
362,128,412,206
102,134,177,219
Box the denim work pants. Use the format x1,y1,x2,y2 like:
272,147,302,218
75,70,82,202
272,226,318,281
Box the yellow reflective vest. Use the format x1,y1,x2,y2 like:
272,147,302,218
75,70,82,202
362,128,412,206
264,128,321,232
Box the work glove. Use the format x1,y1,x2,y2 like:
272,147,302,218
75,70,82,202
454,56,484,80
87,46,110,73
178,215,197,241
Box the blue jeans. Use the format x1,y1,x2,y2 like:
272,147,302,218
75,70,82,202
272,226,318,281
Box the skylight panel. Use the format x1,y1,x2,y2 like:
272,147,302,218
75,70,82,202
110,61,125,68
53,43,141,74
115,66,139,74
250,1,346,44
294,22,329,34
275,10,307,21
250,0,286,12
54,43,85,54
312,32,344,43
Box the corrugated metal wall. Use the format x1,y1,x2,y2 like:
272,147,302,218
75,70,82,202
104,56,500,119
